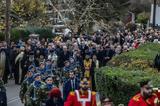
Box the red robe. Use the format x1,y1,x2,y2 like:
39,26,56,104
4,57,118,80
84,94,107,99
128,92,160,106
64,90,96,106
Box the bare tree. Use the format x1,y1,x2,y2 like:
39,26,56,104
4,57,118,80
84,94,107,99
47,0,115,33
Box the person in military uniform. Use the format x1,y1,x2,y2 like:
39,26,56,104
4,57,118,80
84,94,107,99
128,80,160,106
37,62,47,80
19,70,34,106
28,65,37,74
0,79,7,106
25,73,45,106
45,59,54,76
41,76,56,104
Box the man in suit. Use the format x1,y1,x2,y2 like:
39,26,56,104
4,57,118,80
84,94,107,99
63,71,80,101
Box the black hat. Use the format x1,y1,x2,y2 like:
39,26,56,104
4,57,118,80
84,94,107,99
28,65,35,70
45,76,53,81
64,60,69,64
29,51,34,55
33,73,41,79
46,59,52,62
16,45,20,48
139,79,151,87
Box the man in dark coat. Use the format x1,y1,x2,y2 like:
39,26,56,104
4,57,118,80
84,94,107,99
57,46,71,68
103,45,115,66
10,45,18,79
63,71,80,101
15,47,27,84
0,42,10,84
95,45,104,67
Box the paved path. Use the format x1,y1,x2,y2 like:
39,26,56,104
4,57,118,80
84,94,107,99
5,80,23,106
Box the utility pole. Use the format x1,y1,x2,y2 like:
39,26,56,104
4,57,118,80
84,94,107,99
153,0,157,28
5,0,11,44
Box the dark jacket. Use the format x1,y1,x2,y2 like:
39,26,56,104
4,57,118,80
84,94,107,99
57,50,71,68
0,81,7,106
46,98,64,106
1,48,10,84
63,78,80,100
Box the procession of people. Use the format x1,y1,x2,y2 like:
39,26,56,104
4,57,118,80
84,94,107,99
1,27,160,106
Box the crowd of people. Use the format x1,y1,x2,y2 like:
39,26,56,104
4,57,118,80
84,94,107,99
0,27,160,106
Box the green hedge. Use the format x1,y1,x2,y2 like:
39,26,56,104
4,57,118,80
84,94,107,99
24,27,53,39
11,28,30,41
95,43,160,105
136,12,149,24
0,27,53,41
95,66,160,105
0,32,5,40
107,43,160,70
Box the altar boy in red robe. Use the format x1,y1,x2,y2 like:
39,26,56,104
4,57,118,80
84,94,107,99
64,77,96,106
128,80,160,106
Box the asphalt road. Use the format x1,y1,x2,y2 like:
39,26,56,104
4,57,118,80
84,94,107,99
5,80,23,106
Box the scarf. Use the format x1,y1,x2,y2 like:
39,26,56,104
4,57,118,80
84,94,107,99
39,68,46,74
34,81,41,88
47,84,53,90
27,77,33,83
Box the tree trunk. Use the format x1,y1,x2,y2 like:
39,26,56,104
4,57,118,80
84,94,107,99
5,0,11,44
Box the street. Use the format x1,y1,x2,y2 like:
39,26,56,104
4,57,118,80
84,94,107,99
5,80,23,106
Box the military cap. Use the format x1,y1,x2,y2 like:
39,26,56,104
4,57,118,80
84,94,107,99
33,73,41,79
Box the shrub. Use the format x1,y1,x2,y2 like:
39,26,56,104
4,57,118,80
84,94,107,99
136,12,149,24
25,27,53,39
95,66,160,105
107,43,160,70
10,27,53,41
0,32,5,40
11,28,30,41
95,43,160,105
